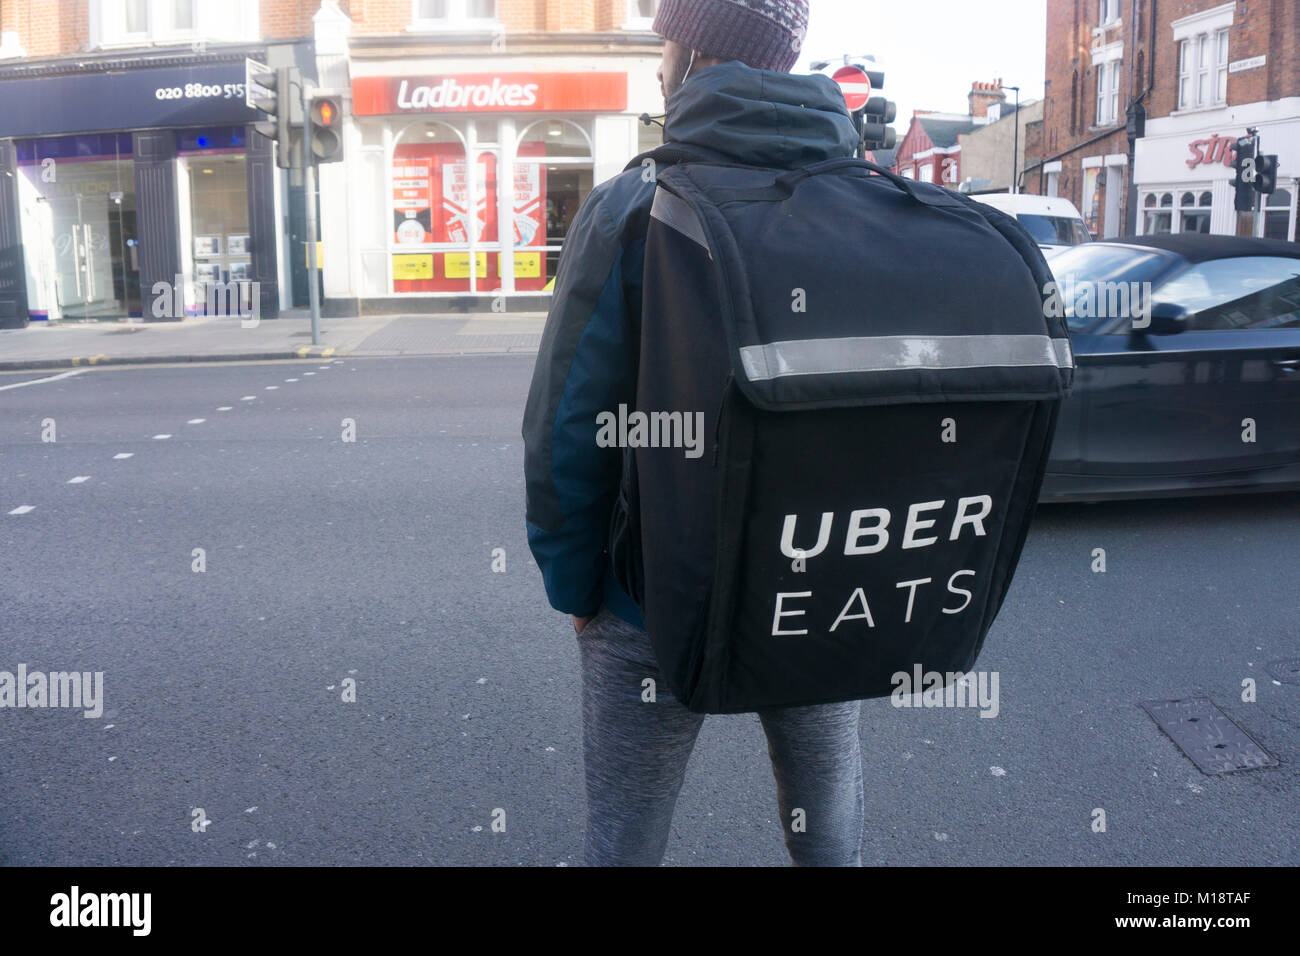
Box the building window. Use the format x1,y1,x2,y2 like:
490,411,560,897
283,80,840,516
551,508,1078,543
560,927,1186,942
1096,61,1120,125
1178,189,1213,234
1263,188,1295,242
1099,0,1120,26
900,167,915,180
1143,191,1173,234
1179,28,1228,109
413,0,498,26
1046,171,1060,198
918,163,934,183
625,0,659,28
94,0,256,47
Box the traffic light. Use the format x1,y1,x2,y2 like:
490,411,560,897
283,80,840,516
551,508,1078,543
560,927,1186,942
1255,154,1278,196
861,94,898,151
249,65,303,171
309,95,344,165
1233,135,1257,212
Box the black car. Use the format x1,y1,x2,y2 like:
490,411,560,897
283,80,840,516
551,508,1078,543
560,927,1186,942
1040,234,1300,502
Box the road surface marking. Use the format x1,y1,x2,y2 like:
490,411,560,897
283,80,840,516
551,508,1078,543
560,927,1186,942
321,348,336,357
264,385,278,390
188,418,206,425
153,434,172,440
0,369,88,392
241,396,256,401
8,505,35,515
285,378,298,382
217,406,233,411
303,372,315,376
113,453,133,460
296,346,312,358
67,476,90,484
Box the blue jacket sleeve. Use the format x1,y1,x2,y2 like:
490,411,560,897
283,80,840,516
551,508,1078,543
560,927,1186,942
522,181,646,617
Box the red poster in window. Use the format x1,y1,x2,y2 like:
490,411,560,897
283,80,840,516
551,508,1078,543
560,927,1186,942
393,157,433,244
391,141,548,293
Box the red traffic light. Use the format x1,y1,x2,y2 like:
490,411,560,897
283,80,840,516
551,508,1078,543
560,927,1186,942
313,99,337,126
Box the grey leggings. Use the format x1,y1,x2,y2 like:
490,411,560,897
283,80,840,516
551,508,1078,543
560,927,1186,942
575,607,865,866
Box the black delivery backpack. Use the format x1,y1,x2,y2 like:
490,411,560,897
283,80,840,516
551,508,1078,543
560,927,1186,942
609,156,1074,714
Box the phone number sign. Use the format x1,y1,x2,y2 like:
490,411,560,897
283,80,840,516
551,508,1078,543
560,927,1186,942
0,63,260,138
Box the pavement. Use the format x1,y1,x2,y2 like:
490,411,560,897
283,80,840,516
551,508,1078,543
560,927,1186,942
0,313,548,370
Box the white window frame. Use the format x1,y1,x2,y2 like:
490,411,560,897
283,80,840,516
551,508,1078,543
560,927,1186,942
1099,0,1120,27
918,163,934,184
624,0,659,29
410,0,500,31
1096,60,1120,125
92,0,258,49
1172,3,1234,112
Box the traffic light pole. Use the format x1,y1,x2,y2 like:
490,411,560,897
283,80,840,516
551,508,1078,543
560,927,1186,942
302,79,320,347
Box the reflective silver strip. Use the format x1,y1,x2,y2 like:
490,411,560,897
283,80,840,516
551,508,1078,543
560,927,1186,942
739,334,1075,382
650,187,711,259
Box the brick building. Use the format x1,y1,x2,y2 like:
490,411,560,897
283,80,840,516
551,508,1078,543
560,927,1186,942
0,1,665,325
1025,0,1299,242
894,81,1006,187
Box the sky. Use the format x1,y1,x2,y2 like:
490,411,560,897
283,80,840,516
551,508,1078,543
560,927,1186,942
796,0,1048,136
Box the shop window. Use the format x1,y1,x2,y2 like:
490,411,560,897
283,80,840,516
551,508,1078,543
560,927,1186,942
412,0,498,28
1179,189,1211,234
1263,188,1294,242
390,120,486,294
1143,191,1172,235
16,134,140,321
517,119,595,291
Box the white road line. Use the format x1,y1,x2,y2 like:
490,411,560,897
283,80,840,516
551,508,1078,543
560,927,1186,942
285,378,298,382
0,369,88,392
67,476,90,484
153,434,172,440
303,372,315,376
188,418,206,424
113,453,133,460
264,385,278,390
317,366,330,370
8,505,35,515
241,396,256,401
217,406,233,411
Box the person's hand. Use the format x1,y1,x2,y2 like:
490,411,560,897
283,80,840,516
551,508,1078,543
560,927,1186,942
573,614,595,634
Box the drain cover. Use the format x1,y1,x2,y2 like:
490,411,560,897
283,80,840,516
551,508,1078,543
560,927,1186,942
1266,659,1300,684
1141,697,1277,775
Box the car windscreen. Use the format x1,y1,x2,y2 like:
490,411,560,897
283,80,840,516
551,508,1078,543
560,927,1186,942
1048,244,1179,331
1018,214,1091,247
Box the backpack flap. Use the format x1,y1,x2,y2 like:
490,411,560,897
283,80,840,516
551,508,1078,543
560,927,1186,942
654,161,1074,413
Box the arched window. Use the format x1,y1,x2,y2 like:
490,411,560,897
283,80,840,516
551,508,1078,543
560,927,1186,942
389,119,476,293
516,119,595,289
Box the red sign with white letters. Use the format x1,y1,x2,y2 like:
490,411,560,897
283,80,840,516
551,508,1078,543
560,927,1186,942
352,73,627,115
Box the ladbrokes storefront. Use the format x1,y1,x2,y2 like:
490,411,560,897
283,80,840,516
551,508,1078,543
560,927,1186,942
317,57,662,314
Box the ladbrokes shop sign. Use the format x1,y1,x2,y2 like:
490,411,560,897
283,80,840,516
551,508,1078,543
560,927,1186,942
352,73,628,115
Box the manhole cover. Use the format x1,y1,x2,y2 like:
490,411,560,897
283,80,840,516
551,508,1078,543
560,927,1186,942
1141,697,1277,775
1266,659,1300,684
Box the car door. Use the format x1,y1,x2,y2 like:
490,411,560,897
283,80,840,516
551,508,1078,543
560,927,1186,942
1082,256,1300,478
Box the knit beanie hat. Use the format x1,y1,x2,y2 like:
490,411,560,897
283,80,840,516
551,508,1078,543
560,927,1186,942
653,0,809,73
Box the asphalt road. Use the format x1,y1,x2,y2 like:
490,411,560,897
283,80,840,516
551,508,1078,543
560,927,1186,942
1,355,1297,866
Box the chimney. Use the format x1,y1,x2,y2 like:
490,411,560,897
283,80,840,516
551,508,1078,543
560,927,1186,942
968,79,1006,119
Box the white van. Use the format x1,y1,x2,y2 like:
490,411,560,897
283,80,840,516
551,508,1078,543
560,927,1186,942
970,193,1092,259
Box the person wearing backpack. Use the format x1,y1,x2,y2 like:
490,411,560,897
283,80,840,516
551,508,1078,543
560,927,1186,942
522,0,867,867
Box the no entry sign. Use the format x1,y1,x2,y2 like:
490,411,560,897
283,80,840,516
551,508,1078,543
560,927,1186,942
833,65,872,112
